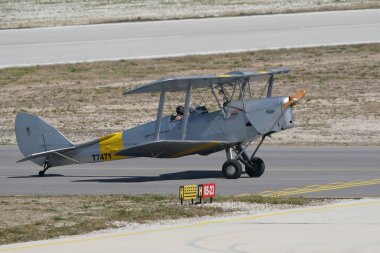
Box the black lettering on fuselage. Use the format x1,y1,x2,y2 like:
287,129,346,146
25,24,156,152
92,153,112,162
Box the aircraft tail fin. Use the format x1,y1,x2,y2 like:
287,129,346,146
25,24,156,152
15,113,75,165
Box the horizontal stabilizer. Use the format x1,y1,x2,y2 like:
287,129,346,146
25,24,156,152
115,140,229,158
17,146,76,163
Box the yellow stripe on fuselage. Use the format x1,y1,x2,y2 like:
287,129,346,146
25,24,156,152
99,131,126,161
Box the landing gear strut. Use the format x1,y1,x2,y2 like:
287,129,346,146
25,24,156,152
222,134,269,179
39,159,51,177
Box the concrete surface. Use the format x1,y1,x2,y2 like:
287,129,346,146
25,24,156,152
1,145,380,197
1,9,380,68
1,198,379,252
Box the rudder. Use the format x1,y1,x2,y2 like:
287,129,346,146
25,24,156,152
15,113,74,165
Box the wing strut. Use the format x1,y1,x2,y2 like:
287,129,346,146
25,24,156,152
181,82,192,140
267,75,274,97
210,83,226,117
154,91,166,140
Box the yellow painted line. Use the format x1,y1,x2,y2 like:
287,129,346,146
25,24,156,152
329,182,344,185
305,185,321,188
1,200,379,252
259,191,273,194
280,188,299,191
170,142,220,158
260,178,380,197
262,183,366,197
261,182,377,197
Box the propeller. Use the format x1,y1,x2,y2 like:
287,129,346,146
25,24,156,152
281,89,305,111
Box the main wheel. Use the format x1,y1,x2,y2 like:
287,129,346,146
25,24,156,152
38,170,45,177
222,160,242,179
245,157,265,177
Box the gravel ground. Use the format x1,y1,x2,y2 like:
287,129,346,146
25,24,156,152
0,194,325,245
1,44,379,146
82,199,339,237
1,0,380,29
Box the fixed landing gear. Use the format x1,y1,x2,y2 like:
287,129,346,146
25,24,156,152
39,159,51,177
222,134,269,179
222,159,242,179
245,157,265,177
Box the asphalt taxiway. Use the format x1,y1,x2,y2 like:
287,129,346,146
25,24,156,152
1,9,379,68
1,145,379,197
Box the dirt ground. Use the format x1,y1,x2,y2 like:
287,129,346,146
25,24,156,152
1,44,379,146
1,0,379,29
0,194,316,245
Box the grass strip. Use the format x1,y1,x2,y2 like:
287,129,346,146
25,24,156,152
0,194,314,245
1,44,379,145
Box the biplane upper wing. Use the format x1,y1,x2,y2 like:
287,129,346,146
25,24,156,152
124,67,290,94
115,140,230,158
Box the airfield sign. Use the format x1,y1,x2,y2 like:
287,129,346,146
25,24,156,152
180,183,216,204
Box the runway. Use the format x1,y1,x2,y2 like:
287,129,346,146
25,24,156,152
1,9,380,68
1,145,379,197
1,198,380,252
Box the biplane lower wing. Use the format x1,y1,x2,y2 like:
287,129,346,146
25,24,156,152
115,140,229,158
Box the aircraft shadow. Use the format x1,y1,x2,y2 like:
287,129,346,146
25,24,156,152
73,170,223,183
8,174,65,178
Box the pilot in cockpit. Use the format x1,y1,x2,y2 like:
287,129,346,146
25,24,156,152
174,105,184,120
172,104,209,121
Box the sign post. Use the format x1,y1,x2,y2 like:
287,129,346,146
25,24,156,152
179,183,216,205
199,183,216,203
179,184,197,205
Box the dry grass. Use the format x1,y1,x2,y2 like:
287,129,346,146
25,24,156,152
1,0,380,29
1,44,379,145
0,194,313,245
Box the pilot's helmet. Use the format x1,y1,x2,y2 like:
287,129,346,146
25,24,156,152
176,105,184,115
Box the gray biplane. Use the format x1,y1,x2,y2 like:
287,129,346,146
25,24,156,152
15,67,305,179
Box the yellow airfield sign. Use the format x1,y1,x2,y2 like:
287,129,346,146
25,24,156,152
179,183,216,204
179,184,198,204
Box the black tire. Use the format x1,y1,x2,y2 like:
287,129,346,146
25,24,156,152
38,170,45,177
222,160,242,179
245,157,265,177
